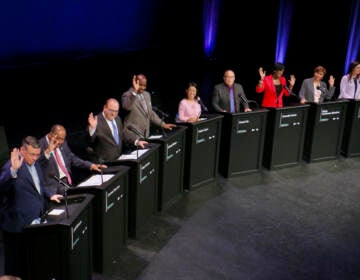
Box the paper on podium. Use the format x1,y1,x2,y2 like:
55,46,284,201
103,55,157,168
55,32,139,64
77,174,114,187
118,148,149,160
48,209,65,216
148,134,162,139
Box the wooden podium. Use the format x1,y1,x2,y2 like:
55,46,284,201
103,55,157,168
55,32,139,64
68,166,130,274
341,99,360,157
24,194,94,280
178,114,223,190
148,126,187,211
106,144,160,238
218,110,268,177
303,100,348,162
263,105,310,170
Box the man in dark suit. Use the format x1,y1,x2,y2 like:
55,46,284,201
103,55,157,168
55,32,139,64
0,136,63,279
121,74,176,147
87,98,135,161
212,69,252,113
38,124,105,194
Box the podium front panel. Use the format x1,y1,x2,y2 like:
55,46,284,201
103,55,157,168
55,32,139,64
148,126,187,211
263,105,309,170
341,100,360,157
219,110,268,177
107,144,160,238
24,194,94,280
68,166,130,274
303,100,348,162
180,114,223,190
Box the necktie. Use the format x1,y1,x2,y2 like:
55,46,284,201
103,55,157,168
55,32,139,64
54,148,72,185
354,78,358,99
111,120,120,144
139,94,147,112
28,164,41,194
229,87,235,113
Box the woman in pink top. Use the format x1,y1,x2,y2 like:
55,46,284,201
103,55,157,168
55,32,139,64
178,82,202,122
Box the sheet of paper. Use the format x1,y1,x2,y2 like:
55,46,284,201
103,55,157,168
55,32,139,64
118,149,149,160
48,209,65,216
148,135,162,139
77,174,114,187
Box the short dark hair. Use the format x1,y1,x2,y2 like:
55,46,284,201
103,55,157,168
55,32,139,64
22,136,40,149
273,62,285,72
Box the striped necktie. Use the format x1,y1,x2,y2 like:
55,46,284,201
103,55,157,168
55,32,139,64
54,148,72,185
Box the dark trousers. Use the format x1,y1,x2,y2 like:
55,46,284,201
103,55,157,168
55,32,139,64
2,230,26,279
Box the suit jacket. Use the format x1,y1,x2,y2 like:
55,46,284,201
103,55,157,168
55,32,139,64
0,160,53,233
121,88,163,144
298,77,335,103
211,82,250,112
87,113,124,162
38,136,93,193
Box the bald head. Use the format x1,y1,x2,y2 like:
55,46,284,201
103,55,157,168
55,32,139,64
104,98,120,121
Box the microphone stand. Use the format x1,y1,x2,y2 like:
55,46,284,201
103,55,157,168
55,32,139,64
128,126,148,158
153,107,168,137
98,158,104,184
53,175,70,219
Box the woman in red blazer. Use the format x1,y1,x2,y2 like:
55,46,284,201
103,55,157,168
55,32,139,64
255,63,296,108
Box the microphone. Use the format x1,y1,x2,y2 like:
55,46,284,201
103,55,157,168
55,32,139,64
51,174,71,191
197,97,208,112
238,93,249,104
284,86,297,97
98,158,104,184
153,106,169,118
127,125,145,139
316,86,326,93
50,173,70,219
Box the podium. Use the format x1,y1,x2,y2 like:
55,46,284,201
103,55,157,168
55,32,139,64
24,194,94,280
147,126,187,211
178,114,223,190
263,105,310,170
0,125,9,167
68,166,130,274
303,100,348,162
218,110,268,177
106,144,160,238
341,99,360,157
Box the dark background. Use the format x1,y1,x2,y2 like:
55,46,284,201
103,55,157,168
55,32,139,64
0,0,354,146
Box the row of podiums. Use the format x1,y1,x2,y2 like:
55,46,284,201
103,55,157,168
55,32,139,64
23,99,360,279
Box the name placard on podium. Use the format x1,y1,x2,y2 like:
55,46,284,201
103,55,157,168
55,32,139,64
24,194,94,280
303,100,348,162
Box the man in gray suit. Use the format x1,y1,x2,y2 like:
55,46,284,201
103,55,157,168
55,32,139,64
121,74,176,147
212,69,252,113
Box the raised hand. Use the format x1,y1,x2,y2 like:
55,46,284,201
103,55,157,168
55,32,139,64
88,112,98,130
10,148,23,171
258,67,266,80
289,75,296,87
132,75,140,92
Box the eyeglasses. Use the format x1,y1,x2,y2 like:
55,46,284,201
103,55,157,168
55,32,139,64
107,108,119,113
